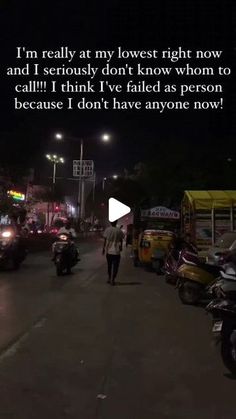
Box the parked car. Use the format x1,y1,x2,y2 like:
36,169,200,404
207,232,236,265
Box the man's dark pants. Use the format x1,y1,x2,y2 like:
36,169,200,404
106,254,121,282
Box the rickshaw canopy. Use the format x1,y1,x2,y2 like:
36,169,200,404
183,191,236,210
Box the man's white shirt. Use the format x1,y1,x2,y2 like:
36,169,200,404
103,226,124,255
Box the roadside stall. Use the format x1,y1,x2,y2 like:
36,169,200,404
181,190,236,251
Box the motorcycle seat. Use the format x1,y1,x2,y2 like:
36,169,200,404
198,263,222,276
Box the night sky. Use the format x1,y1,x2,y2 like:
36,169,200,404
0,1,235,182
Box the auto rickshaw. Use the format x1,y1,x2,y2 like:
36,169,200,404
137,229,175,274
131,205,180,271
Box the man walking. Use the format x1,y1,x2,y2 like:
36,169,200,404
103,220,124,285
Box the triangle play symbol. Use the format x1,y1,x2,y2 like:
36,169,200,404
108,198,131,222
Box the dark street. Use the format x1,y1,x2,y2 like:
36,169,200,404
0,238,235,418
0,1,235,417
0,236,102,353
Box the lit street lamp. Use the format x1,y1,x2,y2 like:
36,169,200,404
102,134,110,142
46,154,64,184
102,174,119,191
102,177,107,191
55,133,63,141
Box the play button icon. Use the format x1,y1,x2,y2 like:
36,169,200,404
108,198,131,222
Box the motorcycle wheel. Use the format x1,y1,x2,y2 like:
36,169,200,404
152,260,161,275
133,257,140,267
221,336,236,375
178,281,202,305
56,264,63,276
66,265,72,274
13,260,20,270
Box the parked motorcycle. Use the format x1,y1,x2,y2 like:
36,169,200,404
206,296,236,375
165,244,221,304
208,262,236,297
164,240,197,285
204,262,236,374
53,233,79,276
0,229,27,270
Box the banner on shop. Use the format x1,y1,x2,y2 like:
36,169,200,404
141,206,180,219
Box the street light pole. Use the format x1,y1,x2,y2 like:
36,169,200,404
45,154,64,227
53,162,57,184
46,154,64,185
91,172,96,224
78,139,84,219
92,172,96,202
102,177,107,191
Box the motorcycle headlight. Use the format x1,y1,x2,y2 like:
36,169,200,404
59,234,68,241
2,231,12,238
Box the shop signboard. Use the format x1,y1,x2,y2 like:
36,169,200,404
141,206,180,219
8,190,25,201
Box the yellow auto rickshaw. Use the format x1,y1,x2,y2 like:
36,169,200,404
131,205,180,272
138,229,175,274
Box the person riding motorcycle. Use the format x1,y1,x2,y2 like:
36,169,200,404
58,222,77,239
52,222,78,263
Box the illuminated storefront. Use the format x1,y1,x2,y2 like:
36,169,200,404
7,190,25,201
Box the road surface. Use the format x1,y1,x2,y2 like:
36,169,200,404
0,237,235,418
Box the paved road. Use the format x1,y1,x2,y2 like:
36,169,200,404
0,241,235,418
0,237,102,352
